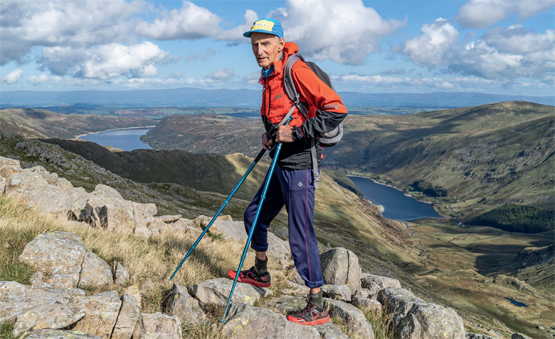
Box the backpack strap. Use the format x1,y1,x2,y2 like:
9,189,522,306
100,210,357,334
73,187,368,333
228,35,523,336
283,53,320,189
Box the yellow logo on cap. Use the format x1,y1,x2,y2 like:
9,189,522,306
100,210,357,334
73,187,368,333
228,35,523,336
250,20,274,32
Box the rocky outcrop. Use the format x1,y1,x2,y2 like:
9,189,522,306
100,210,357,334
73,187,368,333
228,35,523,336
360,273,402,299
25,329,102,339
378,287,465,339
325,298,375,339
73,291,122,339
111,294,140,339
189,278,272,306
222,303,320,338
322,284,352,302
320,248,361,295
132,313,182,339
165,283,206,325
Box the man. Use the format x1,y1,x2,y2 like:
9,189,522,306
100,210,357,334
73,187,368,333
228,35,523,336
227,18,348,326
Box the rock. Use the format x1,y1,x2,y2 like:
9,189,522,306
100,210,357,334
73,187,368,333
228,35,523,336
288,270,306,285
352,296,382,312
493,275,535,294
267,295,307,314
282,281,310,297
73,291,122,339
123,285,141,306
83,197,135,232
322,284,351,302
20,231,111,289
113,261,130,285
320,248,361,295
24,329,102,339
315,322,350,339
361,273,401,300
538,325,545,330
165,283,206,325
0,281,88,337
147,218,166,238
132,312,182,339
56,177,73,191
190,278,272,306
156,215,182,223
466,334,496,339
512,333,532,339
222,303,320,339
68,187,90,218
111,293,140,339
4,168,72,215
133,202,155,238
79,251,113,287
324,298,375,339
354,288,371,299
378,287,465,339
0,156,21,178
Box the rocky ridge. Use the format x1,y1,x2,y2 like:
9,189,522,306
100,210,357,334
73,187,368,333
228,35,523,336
0,155,532,338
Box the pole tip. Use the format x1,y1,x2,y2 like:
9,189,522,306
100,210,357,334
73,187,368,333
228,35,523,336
220,318,227,324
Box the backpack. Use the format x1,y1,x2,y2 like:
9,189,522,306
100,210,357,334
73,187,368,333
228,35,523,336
277,54,344,189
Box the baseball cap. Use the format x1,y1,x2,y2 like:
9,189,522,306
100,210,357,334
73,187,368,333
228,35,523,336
243,18,283,38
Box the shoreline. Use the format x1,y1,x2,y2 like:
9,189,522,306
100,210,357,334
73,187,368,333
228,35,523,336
74,125,156,139
347,174,434,205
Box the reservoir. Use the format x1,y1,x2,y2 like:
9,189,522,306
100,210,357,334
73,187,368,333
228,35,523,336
79,128,151,152
348,176,443,221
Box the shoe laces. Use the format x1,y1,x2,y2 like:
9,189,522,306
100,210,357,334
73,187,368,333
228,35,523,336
300,302,315,316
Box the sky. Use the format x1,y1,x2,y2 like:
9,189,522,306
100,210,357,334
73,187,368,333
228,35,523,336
1,0,554,96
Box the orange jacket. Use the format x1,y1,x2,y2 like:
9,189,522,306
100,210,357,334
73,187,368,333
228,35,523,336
260,42,348,169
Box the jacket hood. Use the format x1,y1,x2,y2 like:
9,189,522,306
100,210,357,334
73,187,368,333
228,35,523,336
273,42,299,76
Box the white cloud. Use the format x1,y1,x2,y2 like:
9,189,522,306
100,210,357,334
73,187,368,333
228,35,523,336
0,0,144,65
1,69,23,84
206,68,235,80
402,18,459,67
29,74,54,84
216,9,258,42
455,0,555,29
40,42,170,80
242,71,261,84
136,1,222,40
269,0,405,65
482,25,555,54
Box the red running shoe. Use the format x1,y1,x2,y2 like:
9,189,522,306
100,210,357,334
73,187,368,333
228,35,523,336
227,266,271,288
287,302,330,326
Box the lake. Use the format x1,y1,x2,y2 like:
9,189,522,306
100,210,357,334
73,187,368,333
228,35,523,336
79,128,152,152
348,176,443,221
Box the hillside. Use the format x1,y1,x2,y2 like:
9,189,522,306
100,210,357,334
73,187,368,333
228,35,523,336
0,108,156,139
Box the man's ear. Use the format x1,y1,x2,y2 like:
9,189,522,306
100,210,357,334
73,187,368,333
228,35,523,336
278,37,285,52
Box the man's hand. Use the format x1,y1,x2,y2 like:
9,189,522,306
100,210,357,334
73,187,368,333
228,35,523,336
275,125,294,143
262,132,273,150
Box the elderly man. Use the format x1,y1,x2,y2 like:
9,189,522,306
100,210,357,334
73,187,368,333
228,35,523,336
227,18,348,326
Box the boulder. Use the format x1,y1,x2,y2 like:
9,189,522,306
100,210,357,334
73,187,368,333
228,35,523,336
4,168,72,215
222,303,320,339
512,333,532,339
19,231,112,289
0,156,21,178
287,269,305,285
378,287,465,339
315,322,350,339
123,285,142,306
111,293,141,339
354,288,371,299
56,177,73,191
322,284,351,302
320,248,361,295
25,329,102,339
324,298,375,339
360,273,401,299
132,312,182,339
267,295,307,314
189,278,272,306
165,282,206,325
352,296,382,312
0,281,88,337
466,334,496,339
73,291,122,339
113,261,130,285
282,281,310,297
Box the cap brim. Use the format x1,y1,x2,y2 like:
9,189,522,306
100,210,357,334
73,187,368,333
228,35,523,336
243,30,280,38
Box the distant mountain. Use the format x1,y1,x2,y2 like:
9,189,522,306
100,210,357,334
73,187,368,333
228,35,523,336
1,88,553,108
0,108,156,139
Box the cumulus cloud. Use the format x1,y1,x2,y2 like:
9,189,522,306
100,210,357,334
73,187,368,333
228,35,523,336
455,0,555,29
242,71,261,85
269,0,405,65
40,42,170,80
29,74,55,84
0,0,144,65
206,68,235,80
136,1,222,40
1,69,23,84
402,18,459,67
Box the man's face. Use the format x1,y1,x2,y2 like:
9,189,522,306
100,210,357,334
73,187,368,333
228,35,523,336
250,32,285,70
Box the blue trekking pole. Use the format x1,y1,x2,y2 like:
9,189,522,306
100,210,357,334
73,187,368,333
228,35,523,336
221,142,283,323
168,147,271,282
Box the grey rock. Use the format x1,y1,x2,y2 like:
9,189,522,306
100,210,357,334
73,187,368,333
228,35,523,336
156,215,182,223
0,156,21,178
288,269,306,286
79,251,113,287
361,273,401,299
56,177,73,191
538,325,545,330
132,312,182,339
315,322,350,339
222,303,320,339
189,278,272,306
466,334,496,339
73,291,122,339
378,287,465,339
322,284,352,302
165,282,206,325
0,281,88,337
354,288,371,299
512,333,532,339
320,248,361,295
325,298,375,339
267,295,307,314
113,261,130,285
352,296,382,312
111,293,140,339
25,329,102,339
282,281,310,297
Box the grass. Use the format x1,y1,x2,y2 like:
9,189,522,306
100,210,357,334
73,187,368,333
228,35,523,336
0,321,16,339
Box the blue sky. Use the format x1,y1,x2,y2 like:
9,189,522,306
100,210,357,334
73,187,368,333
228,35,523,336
1,0,554,96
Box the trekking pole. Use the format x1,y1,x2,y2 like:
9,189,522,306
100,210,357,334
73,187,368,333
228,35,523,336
221,142,283,323
168,147,271,282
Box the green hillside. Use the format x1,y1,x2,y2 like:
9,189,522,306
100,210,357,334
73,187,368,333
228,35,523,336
0,108,156,139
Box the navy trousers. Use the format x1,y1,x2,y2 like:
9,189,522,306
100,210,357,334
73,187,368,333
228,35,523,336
244,165,324,288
